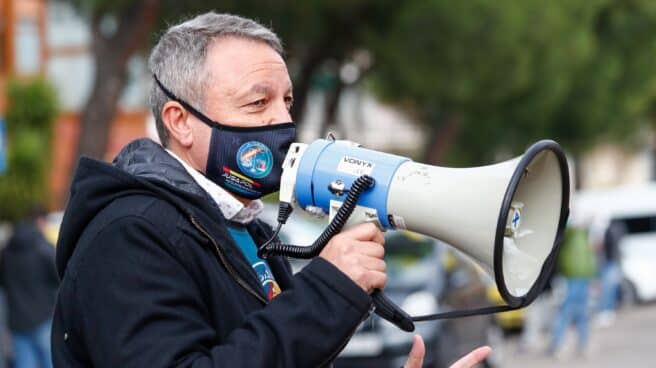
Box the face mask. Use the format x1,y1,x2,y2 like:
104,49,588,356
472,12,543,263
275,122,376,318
154,75,296,199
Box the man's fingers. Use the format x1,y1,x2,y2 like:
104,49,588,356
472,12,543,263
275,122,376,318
342,223,384,243
359,255,386,273
371,227,385,245
403,335,425,368
449,346,492,368
365,270,387,291
358,241,385,258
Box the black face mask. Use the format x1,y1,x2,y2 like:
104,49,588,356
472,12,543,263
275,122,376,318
154,75,296,199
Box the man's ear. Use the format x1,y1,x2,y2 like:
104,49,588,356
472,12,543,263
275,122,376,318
161,101,193,147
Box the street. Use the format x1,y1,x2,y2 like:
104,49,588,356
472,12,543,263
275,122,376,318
501,303,656,367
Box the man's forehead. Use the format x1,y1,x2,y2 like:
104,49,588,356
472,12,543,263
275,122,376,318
204,37,289,92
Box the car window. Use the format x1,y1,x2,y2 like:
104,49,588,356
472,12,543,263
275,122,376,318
617,216,656,234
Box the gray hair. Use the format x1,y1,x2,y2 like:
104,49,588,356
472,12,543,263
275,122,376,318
148,12,283,146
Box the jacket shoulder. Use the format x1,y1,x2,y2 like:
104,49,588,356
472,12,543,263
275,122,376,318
64,194,194,276
96,194,189,239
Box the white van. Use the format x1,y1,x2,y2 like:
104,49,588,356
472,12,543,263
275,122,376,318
574,184,656,303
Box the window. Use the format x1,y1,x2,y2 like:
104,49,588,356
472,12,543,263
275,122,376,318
15,17,40,75
618,216,656,235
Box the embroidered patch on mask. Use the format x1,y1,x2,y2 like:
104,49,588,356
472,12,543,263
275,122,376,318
237,141,274,179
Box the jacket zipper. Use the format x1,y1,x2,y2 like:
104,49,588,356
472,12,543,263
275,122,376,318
318,304,375,367
189,215,268,305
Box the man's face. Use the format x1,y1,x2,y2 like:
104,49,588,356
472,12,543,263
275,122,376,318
188,37,293,172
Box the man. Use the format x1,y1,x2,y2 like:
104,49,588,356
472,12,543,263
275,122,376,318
0,206,58,368
52,12,490,367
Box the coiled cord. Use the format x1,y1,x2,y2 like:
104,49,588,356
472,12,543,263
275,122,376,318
257,174,416,332
257,175,375,259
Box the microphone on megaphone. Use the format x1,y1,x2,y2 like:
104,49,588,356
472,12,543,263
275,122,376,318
259,138,570,332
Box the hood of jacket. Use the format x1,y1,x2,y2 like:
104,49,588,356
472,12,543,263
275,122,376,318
56,138,216,277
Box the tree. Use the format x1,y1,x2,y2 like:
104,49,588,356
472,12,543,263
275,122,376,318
369,0,600,163
0,79,58,221
368,0,656,170
65,0,160,163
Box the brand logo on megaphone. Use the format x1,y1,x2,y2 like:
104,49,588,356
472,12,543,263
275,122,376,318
337,156,375,176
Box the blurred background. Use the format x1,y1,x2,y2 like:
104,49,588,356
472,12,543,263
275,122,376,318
1,0,656,367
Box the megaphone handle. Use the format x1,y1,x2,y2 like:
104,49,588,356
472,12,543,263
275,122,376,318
371,289,415,332
259,174,416,331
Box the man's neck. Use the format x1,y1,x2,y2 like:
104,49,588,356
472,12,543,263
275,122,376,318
167,144,203,173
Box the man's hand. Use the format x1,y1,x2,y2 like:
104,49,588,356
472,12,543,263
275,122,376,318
403,335,493,368
319,223,386,293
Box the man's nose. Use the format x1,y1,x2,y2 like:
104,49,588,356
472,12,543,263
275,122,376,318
266,99,293,125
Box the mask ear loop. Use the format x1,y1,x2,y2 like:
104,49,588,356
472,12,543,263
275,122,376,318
153,74,217,129
154,75,297,133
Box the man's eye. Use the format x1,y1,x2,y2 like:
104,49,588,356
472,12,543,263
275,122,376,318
285,96,294,110
250,99,266,107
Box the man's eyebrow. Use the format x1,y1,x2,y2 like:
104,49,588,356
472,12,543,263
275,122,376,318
236,83,293,100
248,84,271,95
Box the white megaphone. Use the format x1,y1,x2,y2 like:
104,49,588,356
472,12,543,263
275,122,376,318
262,138,569,332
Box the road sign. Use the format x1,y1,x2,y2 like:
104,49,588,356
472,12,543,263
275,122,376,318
0,119,6,174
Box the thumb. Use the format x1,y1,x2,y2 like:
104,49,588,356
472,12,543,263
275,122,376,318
449,346,492,368
403,335,425,368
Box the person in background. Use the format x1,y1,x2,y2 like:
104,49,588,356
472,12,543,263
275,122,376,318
548,221,597,357
518,267,555,353
0,206,58,368
596,219,626,327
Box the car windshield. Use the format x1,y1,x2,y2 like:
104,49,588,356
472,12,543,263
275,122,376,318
385,231,441,290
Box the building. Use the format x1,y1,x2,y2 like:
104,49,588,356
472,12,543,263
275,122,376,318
0,0,150,208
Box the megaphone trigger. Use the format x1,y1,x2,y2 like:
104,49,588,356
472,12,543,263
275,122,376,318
371,290,415,332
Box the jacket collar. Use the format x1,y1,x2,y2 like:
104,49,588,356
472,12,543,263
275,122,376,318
164,149,264,224
113,138,291,296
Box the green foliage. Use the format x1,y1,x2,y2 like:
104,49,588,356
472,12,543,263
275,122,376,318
369,0,656,164
0,78,58,222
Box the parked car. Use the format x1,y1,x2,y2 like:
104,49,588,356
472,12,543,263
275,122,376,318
615,216,656,303
575,185,656,304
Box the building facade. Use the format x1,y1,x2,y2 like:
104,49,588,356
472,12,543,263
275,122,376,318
1,0,150,208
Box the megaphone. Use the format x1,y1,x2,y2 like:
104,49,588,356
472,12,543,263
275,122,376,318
263,138,569,332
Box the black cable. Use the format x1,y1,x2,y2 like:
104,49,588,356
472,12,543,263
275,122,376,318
258,175,375,259
258,175,416,332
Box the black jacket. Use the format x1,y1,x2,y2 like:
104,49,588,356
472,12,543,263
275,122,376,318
52,138,372,368
0,221,59,332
